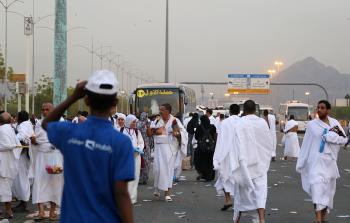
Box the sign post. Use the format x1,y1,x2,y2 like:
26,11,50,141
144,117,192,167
24,16,33,112
227,74,270,94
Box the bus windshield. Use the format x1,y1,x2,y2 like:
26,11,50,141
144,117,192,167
287,106,309,121
135,88,180,117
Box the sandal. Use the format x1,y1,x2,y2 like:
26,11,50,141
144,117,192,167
153,191,160,198
49,215,59,221
0,213,14,219
165,195,173,202
221,204,233,211
34,216,47,222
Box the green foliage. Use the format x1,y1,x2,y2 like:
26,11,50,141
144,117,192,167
331,107,350,120
0,51,15,110
0,52,14,81
4,72,129,117
66,86,88,118
31,75,54,115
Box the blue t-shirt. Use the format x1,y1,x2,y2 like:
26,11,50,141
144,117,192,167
47,116,135,223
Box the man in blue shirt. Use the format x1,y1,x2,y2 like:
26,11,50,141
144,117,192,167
42,70,134,223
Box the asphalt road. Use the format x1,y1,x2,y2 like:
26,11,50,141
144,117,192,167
135,132,350,223
7,132,350,223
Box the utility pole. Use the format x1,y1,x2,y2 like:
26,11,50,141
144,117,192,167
164,0,169,83
24,16,33,113
31,0,35,114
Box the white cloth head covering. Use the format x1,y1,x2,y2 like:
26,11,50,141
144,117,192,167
125,114,138,128
284,119,298,133
116,113,126,120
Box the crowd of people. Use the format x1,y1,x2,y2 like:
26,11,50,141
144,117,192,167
211,100,347,223
0,69,348,223
0,104,64,221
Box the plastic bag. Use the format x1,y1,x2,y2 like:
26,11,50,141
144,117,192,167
45,150,63,174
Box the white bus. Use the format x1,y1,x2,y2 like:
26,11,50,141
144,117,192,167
130,83,196,122
279,100,310,132
259,105,274,117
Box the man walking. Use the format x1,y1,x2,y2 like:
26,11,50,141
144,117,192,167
13,111,34,212
263,110,277,161
213,104,240,211
31,103,64,221
230,100,273,223
0,112,21,219
150,103,187,202
297,100,347,223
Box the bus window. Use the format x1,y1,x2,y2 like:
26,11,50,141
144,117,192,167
135,88,180,117
287,107,309,121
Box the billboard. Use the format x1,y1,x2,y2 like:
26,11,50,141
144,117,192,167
227,74,270,94
10,73,26,83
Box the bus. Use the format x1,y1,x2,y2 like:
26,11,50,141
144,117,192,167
279,100,310,132
223,99,261,117
130,83,197,122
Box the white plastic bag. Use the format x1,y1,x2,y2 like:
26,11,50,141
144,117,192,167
45,150,63,174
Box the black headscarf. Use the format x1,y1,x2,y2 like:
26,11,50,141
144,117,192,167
200,115,210,128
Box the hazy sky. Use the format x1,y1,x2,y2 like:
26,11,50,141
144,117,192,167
1,0,350,97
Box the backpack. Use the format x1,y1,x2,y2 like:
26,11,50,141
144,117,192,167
197,125,216,152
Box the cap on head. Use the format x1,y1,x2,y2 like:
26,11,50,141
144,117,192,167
86,70,119,95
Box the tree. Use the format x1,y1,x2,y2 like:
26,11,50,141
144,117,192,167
0,50,15,110
31,75,54,115
30,76,85,117
345,94,350,107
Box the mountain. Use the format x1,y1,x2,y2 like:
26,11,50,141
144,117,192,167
268,57,350,108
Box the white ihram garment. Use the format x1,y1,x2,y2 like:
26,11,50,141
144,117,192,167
268,114,277,157
227,115,273,222
174,120,189,180
32,120,64,205
0,124,21,202
296,117,347,211
152,115,187,192
13,120,34,202
213,115,240,195
283,120,300,158
122,123,144,204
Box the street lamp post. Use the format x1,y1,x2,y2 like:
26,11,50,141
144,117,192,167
209,92,214,108
165,0,169,83
119,90,126,113
94,45,112,69
0,0,23,111
8,10,54,114
274,61,283,73
305,92,310,105
268,69,276,76
267,69,276,105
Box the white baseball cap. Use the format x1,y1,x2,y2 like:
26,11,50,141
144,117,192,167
86,70,119,95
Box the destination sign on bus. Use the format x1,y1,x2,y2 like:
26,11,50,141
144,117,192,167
137,89,175,98
227,74,270,94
